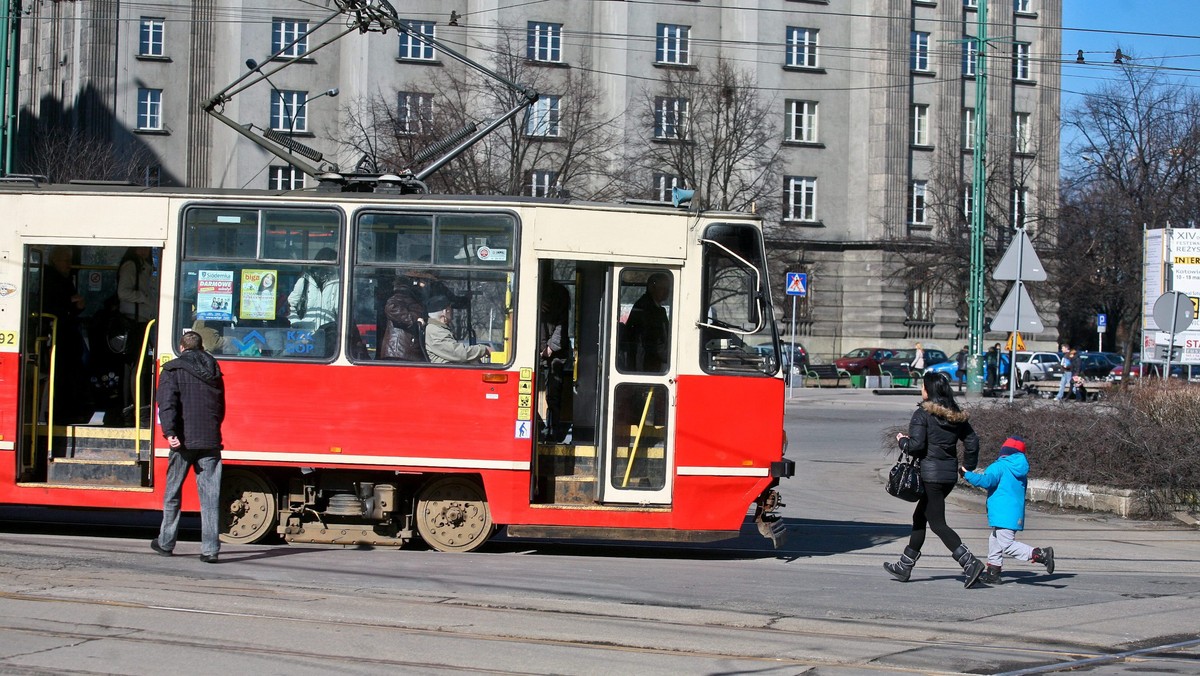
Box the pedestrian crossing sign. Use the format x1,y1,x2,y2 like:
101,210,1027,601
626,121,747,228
786,272,807,297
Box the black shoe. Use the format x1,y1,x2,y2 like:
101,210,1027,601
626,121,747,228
981,564,1002,585
1033,547,1055,574
150,539,173,556
952,544,985,588
199,554,219,564
883,546,921,582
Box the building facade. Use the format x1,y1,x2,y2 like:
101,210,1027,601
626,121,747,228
15,0,1061,358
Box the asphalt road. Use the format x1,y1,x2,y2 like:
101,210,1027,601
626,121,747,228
1,388,1198,674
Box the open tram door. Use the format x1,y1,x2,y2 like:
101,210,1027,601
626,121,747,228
16,242,160,488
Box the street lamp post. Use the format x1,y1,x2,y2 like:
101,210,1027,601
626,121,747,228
966,0,989,394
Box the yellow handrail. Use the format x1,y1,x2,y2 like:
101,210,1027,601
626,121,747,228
621,389,655,488
39,313,58,457
134,319,157,451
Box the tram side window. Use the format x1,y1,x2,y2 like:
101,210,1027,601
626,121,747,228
617,269,673,374
699,223,777,375
350,211,516,365
177,206,343,361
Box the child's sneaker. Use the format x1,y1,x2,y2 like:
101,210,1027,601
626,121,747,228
1032,547,1055,574
981,564,1002,584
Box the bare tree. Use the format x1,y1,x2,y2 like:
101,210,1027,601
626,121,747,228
24,129,157,185
335,30,623,200
631,59,782,217
1058,61,1200,369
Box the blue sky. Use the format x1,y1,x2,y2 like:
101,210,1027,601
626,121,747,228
1060,0,1200,138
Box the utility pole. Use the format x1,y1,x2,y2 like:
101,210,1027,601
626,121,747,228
0,0,15,175
966,0,989,393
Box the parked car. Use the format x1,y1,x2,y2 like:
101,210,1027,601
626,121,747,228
1012,351,1063,385
1109,355,1184,381
749,341,808,373
927,358,964,383
880,348,949,376
1078,351,1122,380
834,347,895,375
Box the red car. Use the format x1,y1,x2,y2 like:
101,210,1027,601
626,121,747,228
835,347,896,375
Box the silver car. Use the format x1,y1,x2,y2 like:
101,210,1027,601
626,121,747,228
1014,351,1064,384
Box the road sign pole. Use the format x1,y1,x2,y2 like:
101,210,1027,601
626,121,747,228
1166,292,1181,380
789,295,797,399
1098,328,1103,353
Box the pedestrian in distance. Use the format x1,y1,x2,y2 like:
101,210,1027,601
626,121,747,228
1054,343,1072,401
885,371,986,588
954,345,969,393
151,331,226,563
961,435,1056,584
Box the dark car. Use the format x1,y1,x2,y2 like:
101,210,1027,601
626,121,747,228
1078,351,1122,380
880,348,949,376
1109,355,1183,381
750,342,808,374
834,347,895,375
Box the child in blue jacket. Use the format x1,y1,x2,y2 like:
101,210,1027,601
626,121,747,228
961,435,1055,584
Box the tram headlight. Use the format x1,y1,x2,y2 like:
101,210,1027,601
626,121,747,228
782,429,789,457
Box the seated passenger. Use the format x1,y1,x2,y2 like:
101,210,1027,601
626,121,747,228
424,294,489,364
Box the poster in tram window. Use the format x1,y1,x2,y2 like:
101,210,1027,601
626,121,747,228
196,270,235,322
239,269,279,321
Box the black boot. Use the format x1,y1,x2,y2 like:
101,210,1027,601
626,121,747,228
952,544,985,588
1032,547,1055,574
981,564,1002,584
883,546,921,582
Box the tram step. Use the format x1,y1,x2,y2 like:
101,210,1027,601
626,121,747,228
46,458,146,486
48,425,152,462
536,443,596,476
546,475,596,505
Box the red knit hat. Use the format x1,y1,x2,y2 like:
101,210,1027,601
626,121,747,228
999,435,1027,456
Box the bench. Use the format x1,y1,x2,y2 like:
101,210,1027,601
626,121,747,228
1023,379,1110,401
804,364,851,387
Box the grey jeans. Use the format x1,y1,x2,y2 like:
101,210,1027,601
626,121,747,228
157,448,223,556
987,527,1034,567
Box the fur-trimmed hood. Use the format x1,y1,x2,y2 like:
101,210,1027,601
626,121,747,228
920,400,970,423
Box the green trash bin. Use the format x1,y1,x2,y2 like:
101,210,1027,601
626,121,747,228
850,375,865,388
894,376,911,388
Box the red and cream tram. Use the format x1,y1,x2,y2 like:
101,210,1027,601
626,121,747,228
0,184,792,552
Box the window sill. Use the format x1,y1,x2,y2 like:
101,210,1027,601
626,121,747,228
911,144,934,152
271,56,315,64
786,0,829,4
525,59,570,68
1014,78,1037,86
268,130,315,138
914,0,936,6
963,74,977,81
135,55,171,63
783,141,825,149
1014,151,1036,159
653,62,697,71
783,65,826,74
525,134,565,142
907,222,933,232
782,219,824,228
651,137,691,145
395,58,442,66
134,128,169,136
1015,11,1038,19
912,69,937,78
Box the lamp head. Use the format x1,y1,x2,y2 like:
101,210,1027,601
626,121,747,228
246,58,259,71
326,88,340,98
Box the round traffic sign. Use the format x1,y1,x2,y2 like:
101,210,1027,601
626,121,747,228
1152,291,1194,333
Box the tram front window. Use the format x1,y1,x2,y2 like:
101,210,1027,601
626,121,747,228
699,223,778,375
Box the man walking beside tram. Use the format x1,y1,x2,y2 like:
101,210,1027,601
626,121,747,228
151,331,226,563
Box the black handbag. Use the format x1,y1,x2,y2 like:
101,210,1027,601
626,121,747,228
886,453,925,502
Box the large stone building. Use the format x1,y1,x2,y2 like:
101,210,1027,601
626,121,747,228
16,0,1061,358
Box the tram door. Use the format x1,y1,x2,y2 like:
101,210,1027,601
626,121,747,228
601,267,676,505
16,244,157,487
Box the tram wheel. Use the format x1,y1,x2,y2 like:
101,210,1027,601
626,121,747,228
220,468,278,544
415,476,494,553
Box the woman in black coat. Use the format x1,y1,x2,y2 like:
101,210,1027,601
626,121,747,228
884,371,986,587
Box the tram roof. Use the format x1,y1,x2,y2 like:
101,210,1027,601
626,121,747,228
0,180,761,222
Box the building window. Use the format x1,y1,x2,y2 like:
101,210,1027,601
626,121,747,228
656,24,690,65
785,27,819,68
397,91,433,135
270,90,307,132
528,170,556,197
962,37,978,76
906,282,934,322
912,104,930,146
654,97,689,140
785,176,817,222
269,165,306,190
399,20,436,61
908,181,928,225
963,183,974,222
142,165,161,187
1012,186,1028,228
911,31,931,72
963,108,975,150
137,88,163,130
785,100,818,143
1013,112,1031,153
272,19,309,58
1014,0,1032,13
139,18,164,57
526,95,561,137
527,22,562,63
964,0,978,8
654,173,681,203
1013,42,1031,80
